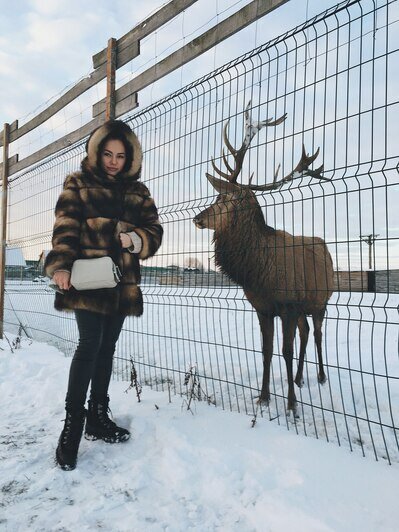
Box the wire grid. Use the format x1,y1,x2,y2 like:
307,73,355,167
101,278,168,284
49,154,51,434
4,0,399,463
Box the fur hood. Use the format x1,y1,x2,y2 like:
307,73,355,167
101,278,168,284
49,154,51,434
81,120,143,180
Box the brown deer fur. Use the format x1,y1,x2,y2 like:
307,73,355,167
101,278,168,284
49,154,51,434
194,162,333,416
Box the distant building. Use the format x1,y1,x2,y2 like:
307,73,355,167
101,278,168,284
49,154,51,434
6,247,26,267
4,247,27,279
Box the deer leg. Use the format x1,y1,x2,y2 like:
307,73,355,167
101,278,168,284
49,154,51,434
257,312,274,405
294,314,310,388
312,310,327,384
281,313,299,416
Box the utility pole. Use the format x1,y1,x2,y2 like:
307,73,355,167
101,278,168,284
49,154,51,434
360,234,379,270
360,233,379,293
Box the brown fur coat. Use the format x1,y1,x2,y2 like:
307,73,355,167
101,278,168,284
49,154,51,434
44,120,163,316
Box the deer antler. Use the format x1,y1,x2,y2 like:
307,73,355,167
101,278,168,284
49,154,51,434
243,144,329,191
211,101,287,183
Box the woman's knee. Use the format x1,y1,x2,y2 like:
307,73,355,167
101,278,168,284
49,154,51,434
76,333,102,354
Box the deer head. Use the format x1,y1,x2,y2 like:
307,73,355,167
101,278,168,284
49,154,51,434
193,101,326,231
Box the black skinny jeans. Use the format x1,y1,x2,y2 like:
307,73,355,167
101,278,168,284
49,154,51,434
65,309,125,411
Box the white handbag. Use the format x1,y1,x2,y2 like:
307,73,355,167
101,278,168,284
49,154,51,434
70,256,121,290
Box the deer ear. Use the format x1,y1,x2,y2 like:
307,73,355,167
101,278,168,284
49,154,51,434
205,173,240,194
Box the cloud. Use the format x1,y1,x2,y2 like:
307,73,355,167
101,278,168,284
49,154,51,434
0,0,340,126
25,14,84,54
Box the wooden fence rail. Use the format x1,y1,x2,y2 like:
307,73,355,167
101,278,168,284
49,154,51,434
0,0,290,180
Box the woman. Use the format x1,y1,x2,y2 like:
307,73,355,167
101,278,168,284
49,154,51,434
45,120,163,471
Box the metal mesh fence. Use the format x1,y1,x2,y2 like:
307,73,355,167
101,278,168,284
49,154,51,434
4,0,398,463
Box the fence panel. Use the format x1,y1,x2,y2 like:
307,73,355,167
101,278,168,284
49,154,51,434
4,0,398,463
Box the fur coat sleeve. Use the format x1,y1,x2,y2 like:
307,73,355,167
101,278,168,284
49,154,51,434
133,185,163,261
44,174,82,278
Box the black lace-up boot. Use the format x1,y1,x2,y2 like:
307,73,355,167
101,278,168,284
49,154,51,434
85,397,130,443
55,409,86,471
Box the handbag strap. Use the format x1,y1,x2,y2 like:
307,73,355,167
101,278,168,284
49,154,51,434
112,262,122,282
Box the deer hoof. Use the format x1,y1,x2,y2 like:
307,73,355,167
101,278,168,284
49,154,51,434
294,376,305,388
257,395,270,406
318,373,327,385
286,405,300,419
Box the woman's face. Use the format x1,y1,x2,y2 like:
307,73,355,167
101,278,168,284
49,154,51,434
101,139,126,176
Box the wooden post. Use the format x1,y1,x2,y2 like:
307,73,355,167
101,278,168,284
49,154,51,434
105,38,117,121
0,123,10,338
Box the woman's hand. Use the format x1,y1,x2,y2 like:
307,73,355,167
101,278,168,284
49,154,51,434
119,233,132,249
52,271,71,291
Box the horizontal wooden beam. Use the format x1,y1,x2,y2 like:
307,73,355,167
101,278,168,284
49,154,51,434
92,0,198,70
0,154,18,176
0,1,197,149
8,117,103,177
0,122,18,149
0,65,108,150
93,0,290,119
9,121,18,136
6,95,141,177
1,0,288,166
112,93,139,123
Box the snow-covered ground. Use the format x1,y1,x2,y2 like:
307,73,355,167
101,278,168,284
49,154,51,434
4,283,399,464
1,334,399,532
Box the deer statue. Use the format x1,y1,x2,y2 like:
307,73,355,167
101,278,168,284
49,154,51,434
193,102,334,416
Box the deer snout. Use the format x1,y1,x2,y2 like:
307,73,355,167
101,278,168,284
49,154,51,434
193,215,205,229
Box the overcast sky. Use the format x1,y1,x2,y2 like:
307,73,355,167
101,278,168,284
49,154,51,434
0,0,341,128
3,0,396,270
